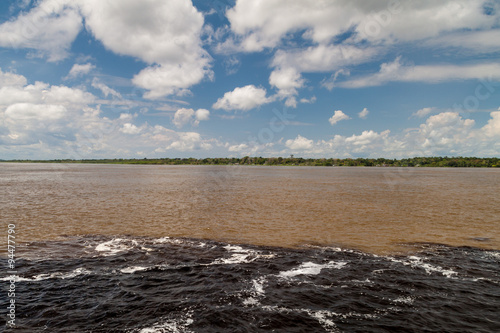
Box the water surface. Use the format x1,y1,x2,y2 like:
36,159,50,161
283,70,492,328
1,163,499,254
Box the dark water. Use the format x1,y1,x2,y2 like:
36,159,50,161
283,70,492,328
1,235,499,332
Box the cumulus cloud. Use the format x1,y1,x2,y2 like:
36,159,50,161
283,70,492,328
78,0,212,99
481,109,500,138
269,67,304,108
0,69,214,159
280,111,500,158
358,108,369,119
173,108,210,128
213,85,272,111
228,143,249,152
221,0,500,101
285,135,314,150
0,0,82,61
0,69,27,87
5,103,67,121
225,0,499,52
195,108,210,121
151,126,212,151
120,123,141,135
0,0,212,97
329,110,350,126
225,0,364,52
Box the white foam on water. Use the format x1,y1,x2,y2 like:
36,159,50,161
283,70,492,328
389,256,458,278
261,306,341,333
1,267,92,282
279,261,347,278
392,296,415,305
152,237,172,244
302,309,341,333
252,277,265,296
209,245,275,265
120,266,149,274
352,278,373,285
485,251,500,260
136,311,194,333
242,276,267,306
95,238,138,256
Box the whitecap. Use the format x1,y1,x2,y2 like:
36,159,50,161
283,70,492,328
95,238,137,256
389,256,458,278
279,261,347,278
209,245,274,265
242,276,267,306
120,266,149,274
392,296,415,305
135,311,194,333
1,267,92,282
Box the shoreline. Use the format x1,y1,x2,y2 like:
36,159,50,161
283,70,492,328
1,156,499,167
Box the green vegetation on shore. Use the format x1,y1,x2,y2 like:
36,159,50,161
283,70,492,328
2,156,499,167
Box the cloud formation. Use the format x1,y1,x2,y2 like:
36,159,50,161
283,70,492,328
329,110,350,126
173,108,210,128
213,85,273,111
339,57,500,88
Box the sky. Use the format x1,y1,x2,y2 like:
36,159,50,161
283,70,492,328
0,0,499,160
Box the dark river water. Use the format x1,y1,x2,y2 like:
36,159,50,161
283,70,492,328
1,163,499,332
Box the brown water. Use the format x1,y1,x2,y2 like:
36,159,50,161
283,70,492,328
1,163,499,254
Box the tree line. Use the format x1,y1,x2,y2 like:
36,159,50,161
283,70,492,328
4,156,500,167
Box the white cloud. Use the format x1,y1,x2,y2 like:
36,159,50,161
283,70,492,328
412,107,435,118
91,78,122,99
173,108,210,128
285,135,313,150
321,69,350,91
345,130,390,147
228,143,248,152
354,0,498,43
269,67,304,108
269,111,500,158
0,69,27,87
329,110,350,126
225,0,365,52
5,103,67,121
173,108,195,128
225,0,499,52
66,63,95,79
0,0,214,96
222,0,500,102
0,69,214,159
0,80,95,107
300,96,317,104
339,57,500,88
79,0,212,99
0,0,82,61
120,123,141,135
272,44,379,73
358,108,369,119
151,126,212,151
481,109,500,138
195,108,210,121
426,29,500,54
132,61,211,99
213,85,272,111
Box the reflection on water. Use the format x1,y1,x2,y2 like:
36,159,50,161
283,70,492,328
1,163,499,254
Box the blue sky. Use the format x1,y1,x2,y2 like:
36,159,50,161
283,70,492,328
0,0,499,159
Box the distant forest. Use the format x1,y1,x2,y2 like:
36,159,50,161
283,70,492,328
4,156,500,167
